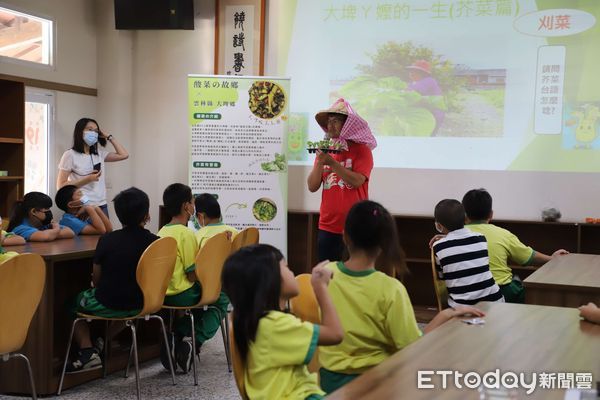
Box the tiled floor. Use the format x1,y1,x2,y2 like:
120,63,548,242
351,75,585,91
1,306,437,399
0,334,240,400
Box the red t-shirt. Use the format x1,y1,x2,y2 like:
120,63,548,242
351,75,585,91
318,143,374,234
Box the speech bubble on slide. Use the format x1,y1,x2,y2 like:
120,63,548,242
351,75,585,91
534,46,565,135
514,9,596,37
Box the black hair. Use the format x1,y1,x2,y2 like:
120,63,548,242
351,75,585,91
434,199,465,231
8,192,53,232
222,244,283,363
55,185,78,212
162,183,193,218
344,200,407,277
113,187,150,227
72,117,107,155
462,188,493,221
194,193,221,219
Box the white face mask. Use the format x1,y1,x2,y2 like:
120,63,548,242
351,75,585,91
80,195,90,205
83,130,99,146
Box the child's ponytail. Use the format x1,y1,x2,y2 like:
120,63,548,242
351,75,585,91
375,204,408,278
7,200,25,232
7,192,53,232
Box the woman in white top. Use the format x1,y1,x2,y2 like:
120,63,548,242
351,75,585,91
57,118,129,216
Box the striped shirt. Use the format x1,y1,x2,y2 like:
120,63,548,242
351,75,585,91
433,228,504,307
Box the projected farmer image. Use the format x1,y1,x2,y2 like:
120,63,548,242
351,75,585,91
334,41,505,137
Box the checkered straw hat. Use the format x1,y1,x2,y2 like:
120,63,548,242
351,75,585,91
315,98,377,150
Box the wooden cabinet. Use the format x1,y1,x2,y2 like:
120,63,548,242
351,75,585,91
287,211,600,307
0,78,25,219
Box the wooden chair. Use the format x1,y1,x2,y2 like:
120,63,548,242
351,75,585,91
0,253,46,400
430,249,448,312
58,237,178,400
228,317,248,400
163,232,232,385
289,274,321,374
231,227,259,252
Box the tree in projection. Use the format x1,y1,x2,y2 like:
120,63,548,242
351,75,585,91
338,41,466,137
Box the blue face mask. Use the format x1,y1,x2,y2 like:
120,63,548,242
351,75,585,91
80,195,90,205
83,130,98,146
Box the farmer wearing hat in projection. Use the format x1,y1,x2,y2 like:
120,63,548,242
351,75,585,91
406,59,445,134
307,98,376,262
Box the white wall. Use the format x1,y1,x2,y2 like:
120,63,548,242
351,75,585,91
0,0,97,214
94,0,134,219
95,0,215,230
0,0,97,88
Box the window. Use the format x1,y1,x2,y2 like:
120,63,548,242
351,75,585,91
25,89,54,194
0,6,53,65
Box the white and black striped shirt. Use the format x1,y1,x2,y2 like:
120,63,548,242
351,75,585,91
433,228,504,307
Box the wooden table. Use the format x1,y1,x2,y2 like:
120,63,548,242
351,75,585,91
328,302,600,400
0,236,161,396
524,253,600,307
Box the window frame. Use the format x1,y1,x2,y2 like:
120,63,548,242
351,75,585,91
0,2,55,69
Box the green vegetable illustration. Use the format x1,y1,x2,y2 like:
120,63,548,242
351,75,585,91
261,153,287,172
224,202,248,214
252,198,277,222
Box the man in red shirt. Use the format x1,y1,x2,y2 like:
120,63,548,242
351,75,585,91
307,99,376,262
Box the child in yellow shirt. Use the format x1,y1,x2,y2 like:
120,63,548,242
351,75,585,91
158,183,228,373
222,244,344,400
319,200,484,393
193,193,238,248
0,221,20,264
0,215,25,250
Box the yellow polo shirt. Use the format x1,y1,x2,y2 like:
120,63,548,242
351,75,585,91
157,224,197,296
245,311,323,399
195,223,238,249
319,262,422,375
0,247,18,264
466,223,535,285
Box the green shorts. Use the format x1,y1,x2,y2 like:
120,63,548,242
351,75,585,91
70,288,140,319
319,368,360,394
499,278,525,304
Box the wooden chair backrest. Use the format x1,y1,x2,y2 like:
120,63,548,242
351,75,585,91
231,227,259,252
137,237,177,316
0,253,46,354
430,249,448,312
195,232,232,306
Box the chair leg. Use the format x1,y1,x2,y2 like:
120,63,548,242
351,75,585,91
103,320,109,378
126,320,141,400
211,306,232,373
222,311,232,373
149,315,177,386
124,338,134,378
187,310,198,386
57,318,85,395
9,353,37,400
124,319,139,378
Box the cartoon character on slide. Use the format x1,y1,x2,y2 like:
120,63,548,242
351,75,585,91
566,104,600,149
